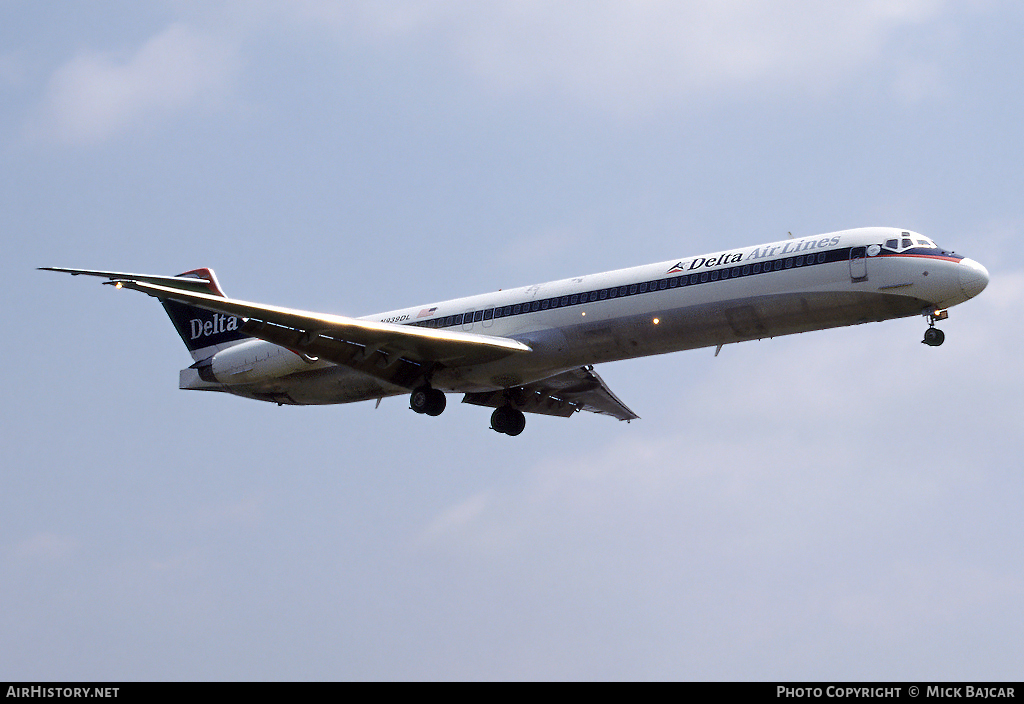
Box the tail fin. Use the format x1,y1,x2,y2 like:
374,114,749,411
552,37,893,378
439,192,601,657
160,268,250,361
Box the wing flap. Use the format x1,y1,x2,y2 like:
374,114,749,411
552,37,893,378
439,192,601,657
462,366,639,421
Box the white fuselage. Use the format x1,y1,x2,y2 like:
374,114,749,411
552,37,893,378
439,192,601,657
187,227,988,405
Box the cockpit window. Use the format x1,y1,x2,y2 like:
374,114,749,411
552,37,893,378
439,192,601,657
882,234,941,253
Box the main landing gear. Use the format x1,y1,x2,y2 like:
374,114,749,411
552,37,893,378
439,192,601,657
490,405,526,436
409,384,527,436
922,308,948,347
410,385,446,416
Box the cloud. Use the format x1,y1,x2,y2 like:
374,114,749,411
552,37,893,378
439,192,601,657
288,0,953,113
27,1,967,141
34,22,242,145
15,532,78,561
416,491,492,546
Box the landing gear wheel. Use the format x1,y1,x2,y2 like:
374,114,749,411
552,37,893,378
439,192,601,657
922,327,945,347
410,386,446,416
424,389,446,416
490,406,526,436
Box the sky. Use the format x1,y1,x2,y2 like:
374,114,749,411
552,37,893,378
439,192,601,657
1,0,1022,681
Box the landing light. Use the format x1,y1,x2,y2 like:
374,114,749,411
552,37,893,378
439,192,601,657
653,318,660,325
114,282,122,289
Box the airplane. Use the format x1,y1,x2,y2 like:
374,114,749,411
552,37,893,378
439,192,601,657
42,227,989,436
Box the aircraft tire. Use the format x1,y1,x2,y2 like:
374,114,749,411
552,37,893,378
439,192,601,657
491,406,526,436
923,328,945,346
505,409,526,436
424,389,446,416
410,386,433,414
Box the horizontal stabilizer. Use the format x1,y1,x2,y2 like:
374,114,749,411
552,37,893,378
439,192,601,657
39,267,219,295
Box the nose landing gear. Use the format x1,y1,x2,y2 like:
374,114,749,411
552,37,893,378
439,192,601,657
923,327,945,346
922,307,948,347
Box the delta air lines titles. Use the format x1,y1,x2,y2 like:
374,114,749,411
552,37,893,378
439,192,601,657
667,235,843,275
190,313,239,340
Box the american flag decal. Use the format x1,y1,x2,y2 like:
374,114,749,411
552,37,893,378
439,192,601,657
417,307,438,318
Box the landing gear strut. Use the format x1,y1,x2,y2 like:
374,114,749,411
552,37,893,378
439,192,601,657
410,386,446,416
490,406,526,436
922,307,948,347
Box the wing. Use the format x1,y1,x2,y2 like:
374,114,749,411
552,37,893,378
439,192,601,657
462,366,639,421
43,268,531,376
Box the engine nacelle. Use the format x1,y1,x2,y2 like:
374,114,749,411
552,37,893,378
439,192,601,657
199,339,313,385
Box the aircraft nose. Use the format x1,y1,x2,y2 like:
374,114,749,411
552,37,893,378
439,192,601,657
959,258,989,300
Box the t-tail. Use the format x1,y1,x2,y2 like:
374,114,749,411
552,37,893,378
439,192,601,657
159,268,250,361
38,265,251,361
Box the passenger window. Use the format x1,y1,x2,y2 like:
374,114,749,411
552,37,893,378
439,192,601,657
629,284,637,295
483,309,493,320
